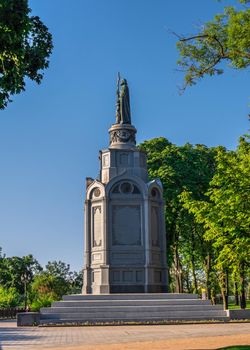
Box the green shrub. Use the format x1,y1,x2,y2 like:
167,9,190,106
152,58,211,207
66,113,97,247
30,294,55,312
0,286,20,308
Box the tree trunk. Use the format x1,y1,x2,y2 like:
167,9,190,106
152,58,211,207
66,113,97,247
24,280,27,310
190,229,198,294
191,258,198,294
239,262,246,309
173,243,183,293
205,252,212,300
211,289,216,305
185,266,191,293
234,282,239,306
219,271,228,310
226,269,229,301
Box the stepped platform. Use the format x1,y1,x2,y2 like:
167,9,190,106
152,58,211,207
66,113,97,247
39,293,229,325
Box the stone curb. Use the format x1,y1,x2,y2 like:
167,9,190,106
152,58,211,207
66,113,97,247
226,309,250,320
17,312,40,326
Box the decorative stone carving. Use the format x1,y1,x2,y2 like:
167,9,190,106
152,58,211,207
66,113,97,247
111,181,141,195
120,182,133,193
110,128,136,145
93,188,101,197
93,206,102,247
151,206,160,247
108,123,137,149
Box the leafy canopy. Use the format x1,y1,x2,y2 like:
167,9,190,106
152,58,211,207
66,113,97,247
0,0,53,109
176,0,250,90
181,135,250,273
139,138,219,291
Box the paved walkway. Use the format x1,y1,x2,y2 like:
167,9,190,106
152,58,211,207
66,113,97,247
0,320,249,350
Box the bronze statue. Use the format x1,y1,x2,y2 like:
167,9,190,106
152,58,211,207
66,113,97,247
115,73,131,124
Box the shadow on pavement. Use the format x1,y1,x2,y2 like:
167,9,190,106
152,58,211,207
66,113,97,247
0,322,42,349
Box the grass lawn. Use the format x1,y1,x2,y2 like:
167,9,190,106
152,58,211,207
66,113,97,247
228,300,250,310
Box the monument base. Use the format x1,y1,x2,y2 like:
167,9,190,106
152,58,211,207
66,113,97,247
39,293,229,326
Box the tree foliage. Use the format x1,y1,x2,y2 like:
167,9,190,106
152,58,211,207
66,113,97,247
0,254,42,294
0,0,53,109
140,136,249,308
140,138,219,294
30,261,82,310
181,135,250,308
0,286,20,307
176,0,250,90
0,249,82,310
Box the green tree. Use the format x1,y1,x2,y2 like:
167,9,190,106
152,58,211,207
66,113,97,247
30,273,59,311
176,0,250,91
45,260,71,280
45,260,83,293
0,250,82,310
69,270,83,294
181,135,250,309
0,0,53,109
3,255,41,293
0,286,20,308
0,252,42,308
29,260,83,310
140,138,219,295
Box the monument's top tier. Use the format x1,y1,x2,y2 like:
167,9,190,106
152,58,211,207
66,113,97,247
99,75,147,184
109,74,137,150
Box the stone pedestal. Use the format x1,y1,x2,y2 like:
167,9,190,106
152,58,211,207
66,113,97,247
109,123,137,149
82,120,168,294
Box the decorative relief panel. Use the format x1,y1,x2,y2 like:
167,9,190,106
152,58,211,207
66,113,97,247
93,206,102,247
110,129,136,145
93,188,101,198
102,154,109,167
112,205,141,246
93,271,101,284
92,253,102,261
151,206,160,247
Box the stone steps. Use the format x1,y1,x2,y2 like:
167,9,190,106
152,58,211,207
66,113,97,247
41,309,227,319
40,315,229,326
41,305,223,313
40,293,229,325
51,299,211,307
62,293,198,301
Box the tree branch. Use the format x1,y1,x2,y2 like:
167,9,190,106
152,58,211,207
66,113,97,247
180,34,226,58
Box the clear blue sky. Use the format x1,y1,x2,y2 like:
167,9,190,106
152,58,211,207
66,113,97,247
0,0,249,272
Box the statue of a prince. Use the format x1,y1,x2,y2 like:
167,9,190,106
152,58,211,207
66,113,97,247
116,73,131,124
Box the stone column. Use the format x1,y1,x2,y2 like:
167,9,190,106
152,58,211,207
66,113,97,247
82,199,91,294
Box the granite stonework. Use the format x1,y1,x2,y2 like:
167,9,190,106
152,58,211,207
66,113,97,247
227,309,250,320
82,80,167,294
17,312,40,326
39,293,229,325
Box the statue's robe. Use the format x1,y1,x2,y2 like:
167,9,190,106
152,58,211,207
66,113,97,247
120,84,131,124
